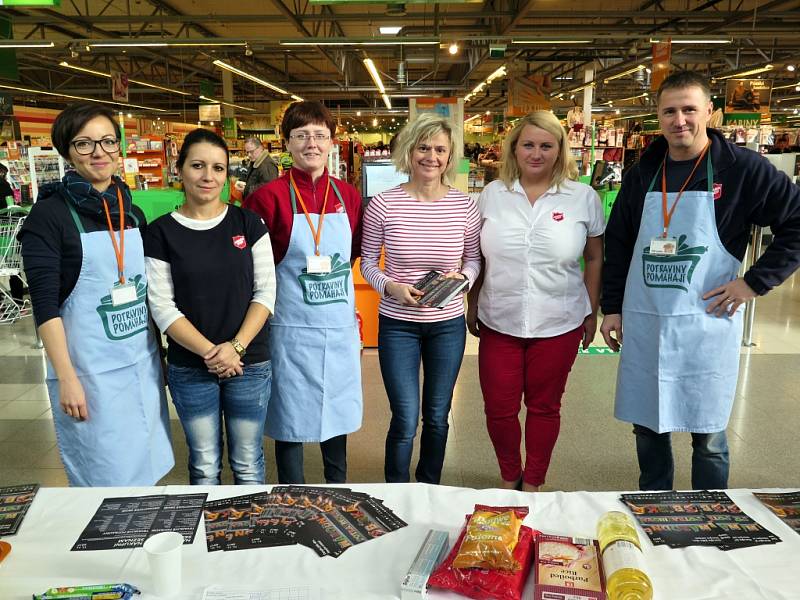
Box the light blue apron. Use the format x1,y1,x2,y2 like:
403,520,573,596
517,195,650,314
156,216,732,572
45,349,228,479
265,178,363,442
615,152,744,433
45,201,174,486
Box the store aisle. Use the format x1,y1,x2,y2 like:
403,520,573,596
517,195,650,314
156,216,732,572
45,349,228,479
1,272,798,491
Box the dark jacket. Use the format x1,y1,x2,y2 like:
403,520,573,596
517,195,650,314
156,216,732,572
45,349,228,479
242,151,279,200
601,128,800,315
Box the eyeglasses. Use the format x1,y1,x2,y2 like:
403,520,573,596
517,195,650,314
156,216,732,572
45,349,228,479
289,133,331,142
70,138,120,155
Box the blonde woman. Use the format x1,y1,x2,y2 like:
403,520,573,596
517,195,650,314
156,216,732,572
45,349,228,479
361,113,481,484
466,111,604,491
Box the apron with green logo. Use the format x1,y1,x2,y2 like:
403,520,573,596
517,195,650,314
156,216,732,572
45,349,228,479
45,201,174,486
266,178,363,442
615,153,744,433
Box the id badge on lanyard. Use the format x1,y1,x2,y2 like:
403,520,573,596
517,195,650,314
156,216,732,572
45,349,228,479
104,188,132,305
649,237,678,256
306,254,332,274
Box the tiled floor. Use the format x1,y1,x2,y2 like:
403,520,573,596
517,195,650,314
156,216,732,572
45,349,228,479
1,272,798,491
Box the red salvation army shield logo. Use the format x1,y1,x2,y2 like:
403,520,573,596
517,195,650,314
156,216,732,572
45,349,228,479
552,211,564,222
713,183,723,200
232,235,247,249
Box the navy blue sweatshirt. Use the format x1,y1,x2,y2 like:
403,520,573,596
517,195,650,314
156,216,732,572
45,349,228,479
601,128,800,315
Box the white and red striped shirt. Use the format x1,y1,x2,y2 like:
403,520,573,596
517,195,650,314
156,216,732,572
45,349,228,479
360,185,482,322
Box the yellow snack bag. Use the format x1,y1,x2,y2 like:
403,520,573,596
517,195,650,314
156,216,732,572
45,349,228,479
452,505,528,571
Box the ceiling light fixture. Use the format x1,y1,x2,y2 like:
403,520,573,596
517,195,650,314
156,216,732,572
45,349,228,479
603,65,646,84
714,64,774,80
448,43,459,55
772,81,800,91
379,26,403,35
88,40,247,48
0,83,169,112
58,61,192,96
465,65,507,102
280,37,438,47
213,59,303,100
0,41,55,49
649,36,731,44
511,39,591,45
363,57,392,108
199,95,257,112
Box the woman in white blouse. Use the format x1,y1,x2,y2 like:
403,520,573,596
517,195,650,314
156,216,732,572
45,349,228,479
466,111,604,492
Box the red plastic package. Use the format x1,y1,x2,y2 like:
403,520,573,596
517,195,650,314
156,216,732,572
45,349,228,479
428,514,536,600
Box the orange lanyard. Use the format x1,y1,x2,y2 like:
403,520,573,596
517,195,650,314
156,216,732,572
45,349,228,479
290,172,331,256
660,141,710,238
102,187,126,284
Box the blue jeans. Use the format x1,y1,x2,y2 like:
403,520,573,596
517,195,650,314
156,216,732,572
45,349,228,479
168,361,271,485
633,424,730,490
378,314,466,484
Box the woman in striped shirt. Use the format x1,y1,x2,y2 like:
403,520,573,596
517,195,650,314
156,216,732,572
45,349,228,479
360,113,481,484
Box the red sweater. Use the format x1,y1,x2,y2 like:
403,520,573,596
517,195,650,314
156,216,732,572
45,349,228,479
244,167,363,264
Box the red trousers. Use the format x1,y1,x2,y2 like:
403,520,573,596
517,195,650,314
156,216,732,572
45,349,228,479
478,324,583,486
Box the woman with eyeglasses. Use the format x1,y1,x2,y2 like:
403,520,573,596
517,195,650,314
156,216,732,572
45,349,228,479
18,103,174,486
244,101,363,484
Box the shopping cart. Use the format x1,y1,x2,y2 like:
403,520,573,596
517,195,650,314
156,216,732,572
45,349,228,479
0,206,31,324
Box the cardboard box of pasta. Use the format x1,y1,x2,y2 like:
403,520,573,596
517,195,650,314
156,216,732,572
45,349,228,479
533,534,606,600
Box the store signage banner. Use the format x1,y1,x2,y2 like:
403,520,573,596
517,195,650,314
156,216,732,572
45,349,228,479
507,73,551,116
651,40,671,91
724,79,772,115
111,70,129,103
222,117,237,139
0,92,12,116
0,0,61,5
723,112,762,126
415,97,457,119
198,103,221,122
0,15,19,81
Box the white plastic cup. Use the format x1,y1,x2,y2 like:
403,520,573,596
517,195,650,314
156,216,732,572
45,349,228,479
143,531,184,597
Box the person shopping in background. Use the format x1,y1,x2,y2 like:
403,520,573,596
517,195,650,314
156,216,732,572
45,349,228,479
467,111,604,492
237,136,279,200
361,113,481,484
18,103,173,486
145,129,275,485
245,101,363,485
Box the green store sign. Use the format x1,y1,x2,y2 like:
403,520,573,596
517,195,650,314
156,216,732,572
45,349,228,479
723,112,761,127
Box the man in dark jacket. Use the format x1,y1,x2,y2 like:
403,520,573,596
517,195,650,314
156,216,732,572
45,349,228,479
238,137,278,201
600,70,800,491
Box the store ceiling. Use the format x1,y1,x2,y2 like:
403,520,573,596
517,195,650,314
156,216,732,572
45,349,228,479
2,0,800,121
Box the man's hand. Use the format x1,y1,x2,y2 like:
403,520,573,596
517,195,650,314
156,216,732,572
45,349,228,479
59,375,89,420
703,278,756,317
582,314,598,350
234,180,246,192
600,313,623,352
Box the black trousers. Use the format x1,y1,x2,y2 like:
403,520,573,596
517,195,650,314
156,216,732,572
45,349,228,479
274,434,347,484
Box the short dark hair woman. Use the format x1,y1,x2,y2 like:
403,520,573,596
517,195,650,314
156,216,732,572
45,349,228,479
18,102,174,486
144,128,275,485
244,101,363,484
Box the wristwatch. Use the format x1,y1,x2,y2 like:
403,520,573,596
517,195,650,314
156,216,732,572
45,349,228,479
229,337,246,357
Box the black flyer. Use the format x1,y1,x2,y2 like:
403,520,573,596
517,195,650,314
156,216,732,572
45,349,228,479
754,491,800,536
72,493,207,551
0,484,39,536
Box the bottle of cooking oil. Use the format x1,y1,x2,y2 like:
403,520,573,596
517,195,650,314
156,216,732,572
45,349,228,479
596,511,654,600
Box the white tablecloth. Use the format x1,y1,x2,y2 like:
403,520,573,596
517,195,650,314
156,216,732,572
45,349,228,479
1,484,799,600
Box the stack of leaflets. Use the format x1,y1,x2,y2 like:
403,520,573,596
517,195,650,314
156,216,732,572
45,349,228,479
413,271,469,309
71,493,207,551
621,491,781,550
203,486,407,557
754,491,800,535
0,484,39,536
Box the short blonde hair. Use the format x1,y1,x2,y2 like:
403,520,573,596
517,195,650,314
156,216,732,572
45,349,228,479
392,113,459,183
499,111,578,190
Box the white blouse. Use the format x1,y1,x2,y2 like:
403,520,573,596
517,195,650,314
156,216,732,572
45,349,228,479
477,178,605,338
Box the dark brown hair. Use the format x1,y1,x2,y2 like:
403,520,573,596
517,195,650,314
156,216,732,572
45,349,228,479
280,101,336,140
656,70,712,104
51,103,121,160
176,128,229,170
